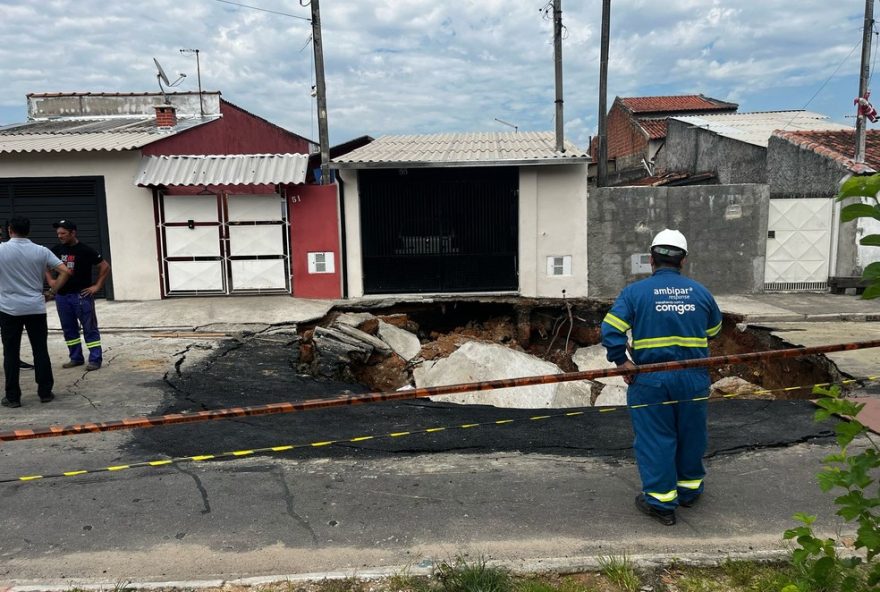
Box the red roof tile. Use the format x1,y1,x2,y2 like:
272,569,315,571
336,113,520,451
773,129,880,174
638,118,668,140
619,95,737,114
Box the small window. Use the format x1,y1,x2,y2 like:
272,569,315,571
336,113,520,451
546,255,572,276
307,252,335,274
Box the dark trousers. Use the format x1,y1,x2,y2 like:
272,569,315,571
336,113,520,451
0,312,53,402
55,293,102,365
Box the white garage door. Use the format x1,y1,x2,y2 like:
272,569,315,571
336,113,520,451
160,193,290,296
764,198,832,291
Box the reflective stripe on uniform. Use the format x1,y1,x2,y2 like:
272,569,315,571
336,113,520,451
706,322,722,337
603,313,630,332
85,341,101,349
647,489,678,503
632,335,708,350
65,338,82,346
677,479,702,490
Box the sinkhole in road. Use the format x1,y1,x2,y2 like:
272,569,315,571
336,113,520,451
294,298,842,405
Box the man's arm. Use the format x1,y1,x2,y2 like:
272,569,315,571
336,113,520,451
600,291,637,384
81,260,111,297
45,263,71,300
705,293,723,339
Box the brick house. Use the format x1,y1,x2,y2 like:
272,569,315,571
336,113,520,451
591,94,737,183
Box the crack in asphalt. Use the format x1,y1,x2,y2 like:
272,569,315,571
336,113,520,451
704,431,835,459
274,467,319,545
173,464,212,514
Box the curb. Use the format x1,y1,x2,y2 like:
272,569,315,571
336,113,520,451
3,549,797,591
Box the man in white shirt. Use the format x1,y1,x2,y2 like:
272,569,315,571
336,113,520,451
0,217,70,407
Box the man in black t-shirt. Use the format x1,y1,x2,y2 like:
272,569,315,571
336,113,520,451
45,220,111,371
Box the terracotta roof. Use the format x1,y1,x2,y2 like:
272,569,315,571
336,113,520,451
772,129,880,174
619,95,737,114
638,118,668,140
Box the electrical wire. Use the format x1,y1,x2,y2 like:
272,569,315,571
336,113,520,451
213,0,310,21
783,35,863,130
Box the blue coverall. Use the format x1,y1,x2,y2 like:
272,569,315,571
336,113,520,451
601,267,723,512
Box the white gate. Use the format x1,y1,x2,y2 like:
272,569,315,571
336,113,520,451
160,193,290,296
764,198,832,291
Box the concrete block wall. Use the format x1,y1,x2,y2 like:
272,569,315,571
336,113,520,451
664,119,767,184
588,184,769,297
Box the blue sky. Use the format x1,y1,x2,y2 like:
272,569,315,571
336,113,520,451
0,0,872,147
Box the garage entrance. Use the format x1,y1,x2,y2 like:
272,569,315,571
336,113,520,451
0,176,113,298
158,193,290,296
359,167,518,294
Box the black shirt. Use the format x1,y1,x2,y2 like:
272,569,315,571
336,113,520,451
51,242,104,295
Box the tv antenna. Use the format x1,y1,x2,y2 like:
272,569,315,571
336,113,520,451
494,117,519,133
153,57,186,103
179,49,204,117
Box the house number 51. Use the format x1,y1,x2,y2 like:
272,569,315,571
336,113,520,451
290,195,302,203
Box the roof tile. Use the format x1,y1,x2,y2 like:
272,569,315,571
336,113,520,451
773,129,880,174
620,94,737,114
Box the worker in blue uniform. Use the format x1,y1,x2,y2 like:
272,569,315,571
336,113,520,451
601,229,722,526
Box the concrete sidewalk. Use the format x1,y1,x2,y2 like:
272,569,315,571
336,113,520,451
70,292,878,332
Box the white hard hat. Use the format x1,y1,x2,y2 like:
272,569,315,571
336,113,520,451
651,229,688,254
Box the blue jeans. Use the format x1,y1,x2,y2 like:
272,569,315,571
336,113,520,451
55,293,102,366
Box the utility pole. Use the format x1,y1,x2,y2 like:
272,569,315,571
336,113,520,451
597,0,611,186
553,0,564,152
310,0,331,184
856,0,874,163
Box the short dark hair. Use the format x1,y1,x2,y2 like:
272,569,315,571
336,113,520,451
8,216,30,236
651,246,685,269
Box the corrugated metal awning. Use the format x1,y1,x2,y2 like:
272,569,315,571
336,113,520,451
135,153,310,187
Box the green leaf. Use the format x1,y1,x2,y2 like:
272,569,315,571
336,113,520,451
861,281,880,300
780,585,801,592
793,512,817,525
860,233,880,247
838,173,880,199
841,203,880,222
864,261,880,280
836,420,866,447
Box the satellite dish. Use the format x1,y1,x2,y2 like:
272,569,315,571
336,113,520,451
153,57,171,86
153,57,187,103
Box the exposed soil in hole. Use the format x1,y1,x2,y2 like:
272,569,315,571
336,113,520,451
295,298,841,401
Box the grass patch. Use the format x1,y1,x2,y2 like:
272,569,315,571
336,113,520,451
597,555,640,592
434,556,512,592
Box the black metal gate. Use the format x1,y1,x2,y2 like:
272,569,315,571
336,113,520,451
360,167,518,294
0,176,113,298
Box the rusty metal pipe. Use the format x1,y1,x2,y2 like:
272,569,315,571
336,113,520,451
2,339,879,442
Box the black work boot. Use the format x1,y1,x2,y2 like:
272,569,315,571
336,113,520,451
635,494,676,526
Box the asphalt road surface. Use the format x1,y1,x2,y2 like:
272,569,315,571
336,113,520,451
0,332,849,587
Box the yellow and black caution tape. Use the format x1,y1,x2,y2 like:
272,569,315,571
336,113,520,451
3,374,878,484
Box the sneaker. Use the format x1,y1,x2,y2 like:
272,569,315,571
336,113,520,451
39,393,55,403
62,360,84,369
679,495,700,508
19,360,34,369
635,494,676,526
1,398,22,408
85,364,101,372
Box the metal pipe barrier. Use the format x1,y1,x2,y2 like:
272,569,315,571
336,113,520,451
4,374,877,484
2,339,879,443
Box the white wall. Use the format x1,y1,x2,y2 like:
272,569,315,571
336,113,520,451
858,217,880,270
0,151,161,300
339,168,364,297
519,164,589,298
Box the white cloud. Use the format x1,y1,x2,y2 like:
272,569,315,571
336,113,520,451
0,0,870,147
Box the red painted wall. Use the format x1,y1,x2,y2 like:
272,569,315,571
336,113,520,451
144,100,313,156
288,183,342,299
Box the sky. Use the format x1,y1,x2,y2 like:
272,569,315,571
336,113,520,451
0,0,874,148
